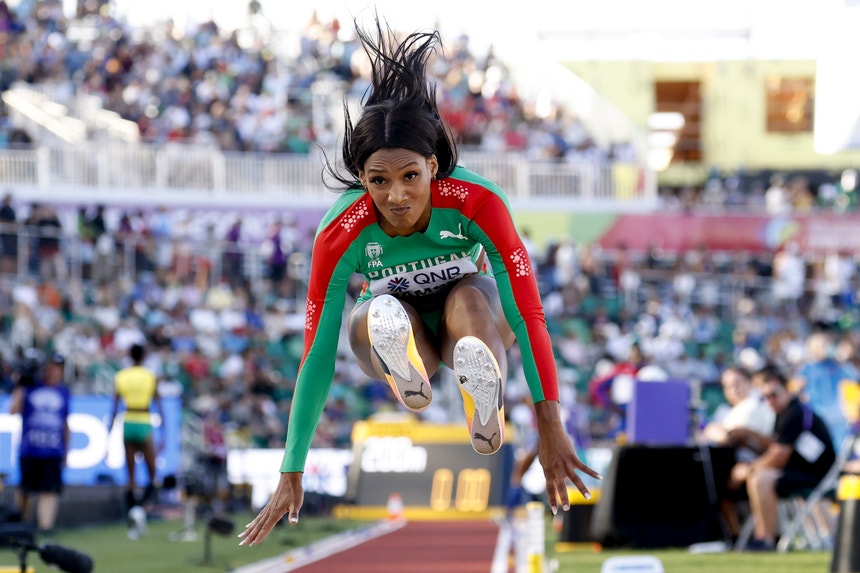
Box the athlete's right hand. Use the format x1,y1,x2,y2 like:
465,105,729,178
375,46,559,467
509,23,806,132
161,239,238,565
238,471,304,546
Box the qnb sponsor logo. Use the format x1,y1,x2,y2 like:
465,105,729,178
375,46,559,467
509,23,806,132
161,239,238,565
383,266,462,295
413,266,461,284
372,262,478,297
360,436,428,473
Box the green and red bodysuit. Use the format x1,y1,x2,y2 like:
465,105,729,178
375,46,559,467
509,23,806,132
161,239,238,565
280,165,559,472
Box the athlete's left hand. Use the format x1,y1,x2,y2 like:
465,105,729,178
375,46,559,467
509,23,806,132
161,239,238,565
239,471,304,546
534,400,601,514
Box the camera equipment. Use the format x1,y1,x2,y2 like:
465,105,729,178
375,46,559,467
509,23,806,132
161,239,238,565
0,522,34,549
12,357,40,388
6,532,93,573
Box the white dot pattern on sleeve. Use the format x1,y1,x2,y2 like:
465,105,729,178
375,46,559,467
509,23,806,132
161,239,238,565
439,180,469,201
341,202,370,231
510,248,531,277
305,300,318,330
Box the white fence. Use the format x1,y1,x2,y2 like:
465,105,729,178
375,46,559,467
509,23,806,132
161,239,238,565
0,144,657,210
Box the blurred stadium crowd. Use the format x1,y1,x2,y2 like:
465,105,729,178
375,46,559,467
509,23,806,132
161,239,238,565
0,1,622,162
1,190,859,451
0,2,859,461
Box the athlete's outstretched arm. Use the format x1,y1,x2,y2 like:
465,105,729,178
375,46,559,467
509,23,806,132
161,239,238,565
239,198,361,545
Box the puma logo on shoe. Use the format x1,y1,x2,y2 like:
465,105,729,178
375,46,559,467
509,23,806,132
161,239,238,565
473,432,497,446
405,382,429,399
440,223,467,241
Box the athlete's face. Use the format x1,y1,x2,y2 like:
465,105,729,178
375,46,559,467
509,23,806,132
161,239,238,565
360,148,438,237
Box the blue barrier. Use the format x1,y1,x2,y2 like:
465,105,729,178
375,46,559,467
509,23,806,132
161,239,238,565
0,395,181,486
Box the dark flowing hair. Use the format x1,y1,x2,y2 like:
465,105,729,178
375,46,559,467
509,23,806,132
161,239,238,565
323,16,459,191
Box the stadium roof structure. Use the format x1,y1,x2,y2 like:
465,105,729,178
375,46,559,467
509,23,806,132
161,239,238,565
532,0,860,62
114,0,860,62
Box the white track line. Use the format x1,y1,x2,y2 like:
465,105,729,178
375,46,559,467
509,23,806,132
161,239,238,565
232,518,408,573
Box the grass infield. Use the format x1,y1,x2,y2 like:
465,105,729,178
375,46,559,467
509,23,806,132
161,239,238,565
0,513,368,573
553,547,830,573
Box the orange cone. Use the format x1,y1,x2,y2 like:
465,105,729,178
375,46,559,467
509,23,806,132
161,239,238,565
387,492,404,520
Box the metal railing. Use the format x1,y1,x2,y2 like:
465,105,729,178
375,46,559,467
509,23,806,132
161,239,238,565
0,223,278,289
0,143,656,209
0,222,799,325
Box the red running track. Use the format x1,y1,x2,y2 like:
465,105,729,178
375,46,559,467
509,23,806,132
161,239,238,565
295,520,500,572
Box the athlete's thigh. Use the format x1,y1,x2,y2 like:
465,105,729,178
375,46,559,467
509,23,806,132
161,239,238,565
439,274,515,364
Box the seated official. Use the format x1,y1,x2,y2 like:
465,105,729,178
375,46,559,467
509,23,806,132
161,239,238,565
728,366,836,551
701,365,775,540
702,365,775,463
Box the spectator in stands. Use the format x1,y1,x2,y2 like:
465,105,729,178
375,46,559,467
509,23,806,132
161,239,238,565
729,366,836,551
821,249,856,311
222,215,244,282
149,206,174,272
0,191,17,274
261,219,289,288
794,331,859,449
19,205,39,273
587,342,646,439
89,204,106,239
834,168,857,213
75,206,92,274
239,17,599,547
765,173,790,215
771,241,806,315
788,175,815,213
9,352,71,535
32,203,65,281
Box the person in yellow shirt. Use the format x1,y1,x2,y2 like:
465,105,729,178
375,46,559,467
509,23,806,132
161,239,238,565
108,343,163,538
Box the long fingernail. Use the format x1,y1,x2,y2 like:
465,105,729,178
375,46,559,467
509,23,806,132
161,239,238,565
290,516,299,524
551,506,557,515
563,504,570,511
585,491,592,500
